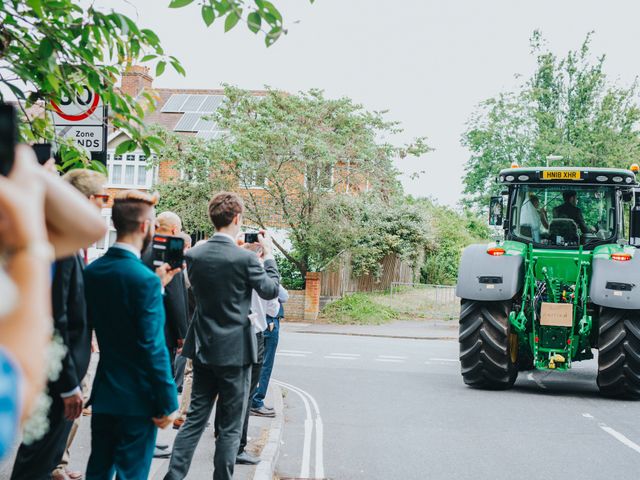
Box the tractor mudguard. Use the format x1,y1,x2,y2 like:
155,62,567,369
456,244,524,301
590,255,640,309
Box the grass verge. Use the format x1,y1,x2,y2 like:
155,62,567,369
320,292,399,325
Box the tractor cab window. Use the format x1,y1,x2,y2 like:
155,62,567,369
510,185,616,248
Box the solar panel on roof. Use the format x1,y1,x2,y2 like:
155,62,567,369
194,116,216,131
199,95,225,112
161,94,189,112
196,130,225,140
173,113,202,132
182,95,206,112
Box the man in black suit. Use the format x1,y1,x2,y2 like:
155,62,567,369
142,211,189,371
11,169,109,480
164,192,280,480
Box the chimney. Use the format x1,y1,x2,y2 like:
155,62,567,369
120,65,153,98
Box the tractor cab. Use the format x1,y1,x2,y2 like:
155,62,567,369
489,166,639,249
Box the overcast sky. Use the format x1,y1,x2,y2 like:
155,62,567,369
102,0,640,206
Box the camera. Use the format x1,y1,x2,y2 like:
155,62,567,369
244,232,259,244
151,234,185,269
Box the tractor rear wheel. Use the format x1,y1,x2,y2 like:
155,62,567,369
459,300,518,389
597,307,640,399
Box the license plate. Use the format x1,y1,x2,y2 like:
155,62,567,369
542,170,581,180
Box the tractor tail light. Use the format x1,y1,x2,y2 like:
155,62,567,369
611,253,632,262
487,247,506,257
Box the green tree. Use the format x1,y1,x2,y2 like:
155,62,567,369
0,0,303,169
154,86,430,278
462,31,640,209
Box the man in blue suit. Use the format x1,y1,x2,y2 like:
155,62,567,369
84,190,180,480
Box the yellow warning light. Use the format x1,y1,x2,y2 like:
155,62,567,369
630,163,640,173
510,162,519,169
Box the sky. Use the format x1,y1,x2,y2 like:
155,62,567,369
101,0,640,206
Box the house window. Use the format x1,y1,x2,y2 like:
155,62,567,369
239,165,267,189
306,164,334,190
106,150,157,188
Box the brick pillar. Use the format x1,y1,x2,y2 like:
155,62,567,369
304,272,321,322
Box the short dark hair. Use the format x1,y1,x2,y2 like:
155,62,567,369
208,192,244,230
112,190,158,236
563,190,577,202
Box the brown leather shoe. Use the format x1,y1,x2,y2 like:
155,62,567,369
51,469,70,480
173,418,185,430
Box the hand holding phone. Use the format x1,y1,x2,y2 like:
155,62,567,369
244,232,259,244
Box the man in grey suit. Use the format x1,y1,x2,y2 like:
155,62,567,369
164,192,280,480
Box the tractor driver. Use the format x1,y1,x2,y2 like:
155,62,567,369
520,194,549,242
552,190,596,235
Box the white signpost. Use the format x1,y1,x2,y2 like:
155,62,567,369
51,86,107,158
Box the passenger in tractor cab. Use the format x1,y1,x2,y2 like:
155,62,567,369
552,190,596,235
520,194,549,242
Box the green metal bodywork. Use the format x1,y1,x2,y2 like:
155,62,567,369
501,240,628,371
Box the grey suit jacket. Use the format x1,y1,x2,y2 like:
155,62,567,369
182,235,280,367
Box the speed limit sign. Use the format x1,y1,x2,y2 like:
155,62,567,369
52,86,107,158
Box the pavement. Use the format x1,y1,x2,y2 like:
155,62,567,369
273,320,640,480
0,362,284,480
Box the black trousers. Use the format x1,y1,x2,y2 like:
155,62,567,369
10,393,72,480
164,362,250,480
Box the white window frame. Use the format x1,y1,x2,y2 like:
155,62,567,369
239,165,268,189
305,164,334,190
106,149,158,189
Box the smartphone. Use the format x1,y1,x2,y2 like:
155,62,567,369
244,232,259,244
0,104,17,176
152,234,185,269
32,143,52,165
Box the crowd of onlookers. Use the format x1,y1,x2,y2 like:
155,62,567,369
0,145,286,480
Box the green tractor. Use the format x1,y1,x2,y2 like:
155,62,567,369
456,166,640,398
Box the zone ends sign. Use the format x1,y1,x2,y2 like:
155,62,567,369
52,86,107,157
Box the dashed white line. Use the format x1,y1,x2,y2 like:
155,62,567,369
376,358,404,363
279,350,312,355
600,425,640,455
324,355,358,360
378,355,407,360
277,353,307,357
330,353,360,357
430,358,458,362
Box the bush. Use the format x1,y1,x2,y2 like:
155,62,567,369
321,293,399,325
276,254,305,290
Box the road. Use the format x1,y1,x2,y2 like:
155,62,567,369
272,329,640,480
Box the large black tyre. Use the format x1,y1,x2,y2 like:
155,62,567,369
597,307,640,399
459,300,518,389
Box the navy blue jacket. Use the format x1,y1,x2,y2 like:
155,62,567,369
84,247,178,417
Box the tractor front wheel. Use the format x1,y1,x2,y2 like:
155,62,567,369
459,300,518,389
597,307,640,399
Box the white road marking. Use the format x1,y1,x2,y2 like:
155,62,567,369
430,358,458,362
582,413,594,419
527,372,548,390
324,355,358,360
277,352,307,357
375,358,404,363
279,349,312,354
378,355,407,359
273,380,325,479
600,425,640,455
330,352,360,357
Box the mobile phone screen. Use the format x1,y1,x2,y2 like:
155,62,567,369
0,104,17,176
244,232,259,244
166,237,185,269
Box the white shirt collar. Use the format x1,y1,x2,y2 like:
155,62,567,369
112,242,141,259
213,232,236,243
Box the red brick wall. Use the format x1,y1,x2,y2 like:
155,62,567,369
304,272,321,322
284,290,305,322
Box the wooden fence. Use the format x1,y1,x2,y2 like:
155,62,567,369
320,252,417,298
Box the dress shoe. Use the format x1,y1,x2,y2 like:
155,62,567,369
153,447,171,459
82,406,92,416
236,451,260,465
156,443,169,450
51,469,70,480
250,406,275,417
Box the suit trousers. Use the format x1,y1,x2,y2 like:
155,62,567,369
85,413,157,480
239,332,264,453
164,362,251,480
10,394,72,480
